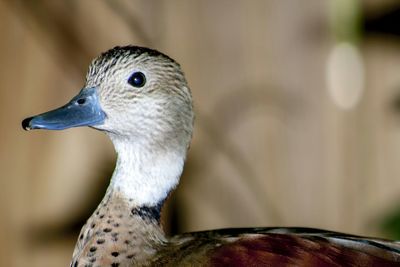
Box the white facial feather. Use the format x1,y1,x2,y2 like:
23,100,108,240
109,136,185,206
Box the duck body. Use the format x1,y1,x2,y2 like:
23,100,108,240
71,192,400,267
22,46,400,266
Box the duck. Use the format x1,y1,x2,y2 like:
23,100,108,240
22,46,400,267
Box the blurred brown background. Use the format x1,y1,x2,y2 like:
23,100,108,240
1,0,400,266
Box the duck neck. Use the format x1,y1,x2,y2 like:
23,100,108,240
106,136,186,216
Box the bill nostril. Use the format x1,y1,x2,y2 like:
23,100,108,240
77,98,86,105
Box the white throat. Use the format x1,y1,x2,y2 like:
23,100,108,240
108,137,185,207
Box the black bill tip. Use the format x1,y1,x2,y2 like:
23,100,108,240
22,117,33,131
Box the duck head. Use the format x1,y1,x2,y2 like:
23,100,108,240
22,46,194,206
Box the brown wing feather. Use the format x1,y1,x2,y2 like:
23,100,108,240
208,234,400,267
155,228,400,266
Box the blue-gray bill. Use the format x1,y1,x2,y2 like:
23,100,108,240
22,87,105,131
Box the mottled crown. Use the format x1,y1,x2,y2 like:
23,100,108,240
85,46,186,88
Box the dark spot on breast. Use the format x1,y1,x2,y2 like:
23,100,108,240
113,223,120,227
90,247,97,252
99,214,105,219
79,234,84,240
91,223,96,228
118,214,123,218
104,228,112,233
73,261,78,267
126,254,134,259
131,203,162,223
111,263,119,267
89,257,96,263
111,232,119,242
95,211,99,215
124,240,130,245
111,252,119,257
97,239,105,244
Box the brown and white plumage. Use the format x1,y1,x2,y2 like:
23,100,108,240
22,46,400,266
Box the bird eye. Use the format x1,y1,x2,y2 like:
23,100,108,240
128,71,146,88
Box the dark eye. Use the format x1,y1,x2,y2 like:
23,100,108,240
128,71,146,88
